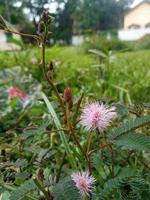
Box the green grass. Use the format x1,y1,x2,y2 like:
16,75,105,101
0,46,150,103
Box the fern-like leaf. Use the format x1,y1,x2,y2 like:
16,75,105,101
22,118,51,139
53,177,81,200
109,115,150,140
9,180,37,200
113,133,150,151
100,167,138,197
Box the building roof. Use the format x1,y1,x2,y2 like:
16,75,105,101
133,0,150,8
126,0,150,16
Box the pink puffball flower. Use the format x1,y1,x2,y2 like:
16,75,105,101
8,87,28,101
71,171,95,196
80,102,117,132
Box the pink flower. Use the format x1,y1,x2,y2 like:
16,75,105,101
71,171,95,196
8,87,28,101
80,102,117,131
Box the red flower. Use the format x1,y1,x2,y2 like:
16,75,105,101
8,87,28,101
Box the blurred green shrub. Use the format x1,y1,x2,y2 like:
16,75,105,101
83,33,131,52
7,37,26,49
134,34,150,50
0,45,149,102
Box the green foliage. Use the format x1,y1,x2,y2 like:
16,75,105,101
134,35,150,50
101,176,150,200
53,177,82,200
0,46,150,102
0,13,150,199
7,38,26,50
21,118,51,139
88,49,107,58
41,92,77,169
9,180,37,200
74,0,133,32
109,115,150,140
83,34,130,52
113,133,150,151
0,1,31,29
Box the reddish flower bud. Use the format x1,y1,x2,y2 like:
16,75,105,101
41,10,49,19
64,88,73,109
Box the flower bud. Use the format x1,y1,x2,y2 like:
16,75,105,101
47,70,53,80
48,61,54,71
41,10,54,25
64,88,73,109
41,10,49,19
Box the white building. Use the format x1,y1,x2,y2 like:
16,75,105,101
118,0,150,41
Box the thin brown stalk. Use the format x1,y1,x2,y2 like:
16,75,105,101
41,33,65,110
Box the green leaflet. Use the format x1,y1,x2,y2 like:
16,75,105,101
88,49,107,58
22,118,51,139
9,180,37,200
0,191,10,200
101,176,149,200
109,115,150,140
53,177,81,200
113,133,150,151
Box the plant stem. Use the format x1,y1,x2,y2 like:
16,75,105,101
72,92,84,126
108,143,115,178
55,152,66,183
41,32,65,111
66,104,91,171
2,25,40,43
86,131,93,155
33,178,52,200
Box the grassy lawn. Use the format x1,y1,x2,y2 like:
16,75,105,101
0,46,150,103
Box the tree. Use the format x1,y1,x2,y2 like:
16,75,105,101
51,0,134,40
74,0,134,32
0,0,27,24
51,0,80,43
0,0,34,36
0,0,134,42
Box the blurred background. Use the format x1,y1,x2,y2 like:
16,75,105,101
0,0,150,104
1,0,150,45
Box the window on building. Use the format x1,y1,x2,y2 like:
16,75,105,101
128,24,140,29
145,23,150,28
